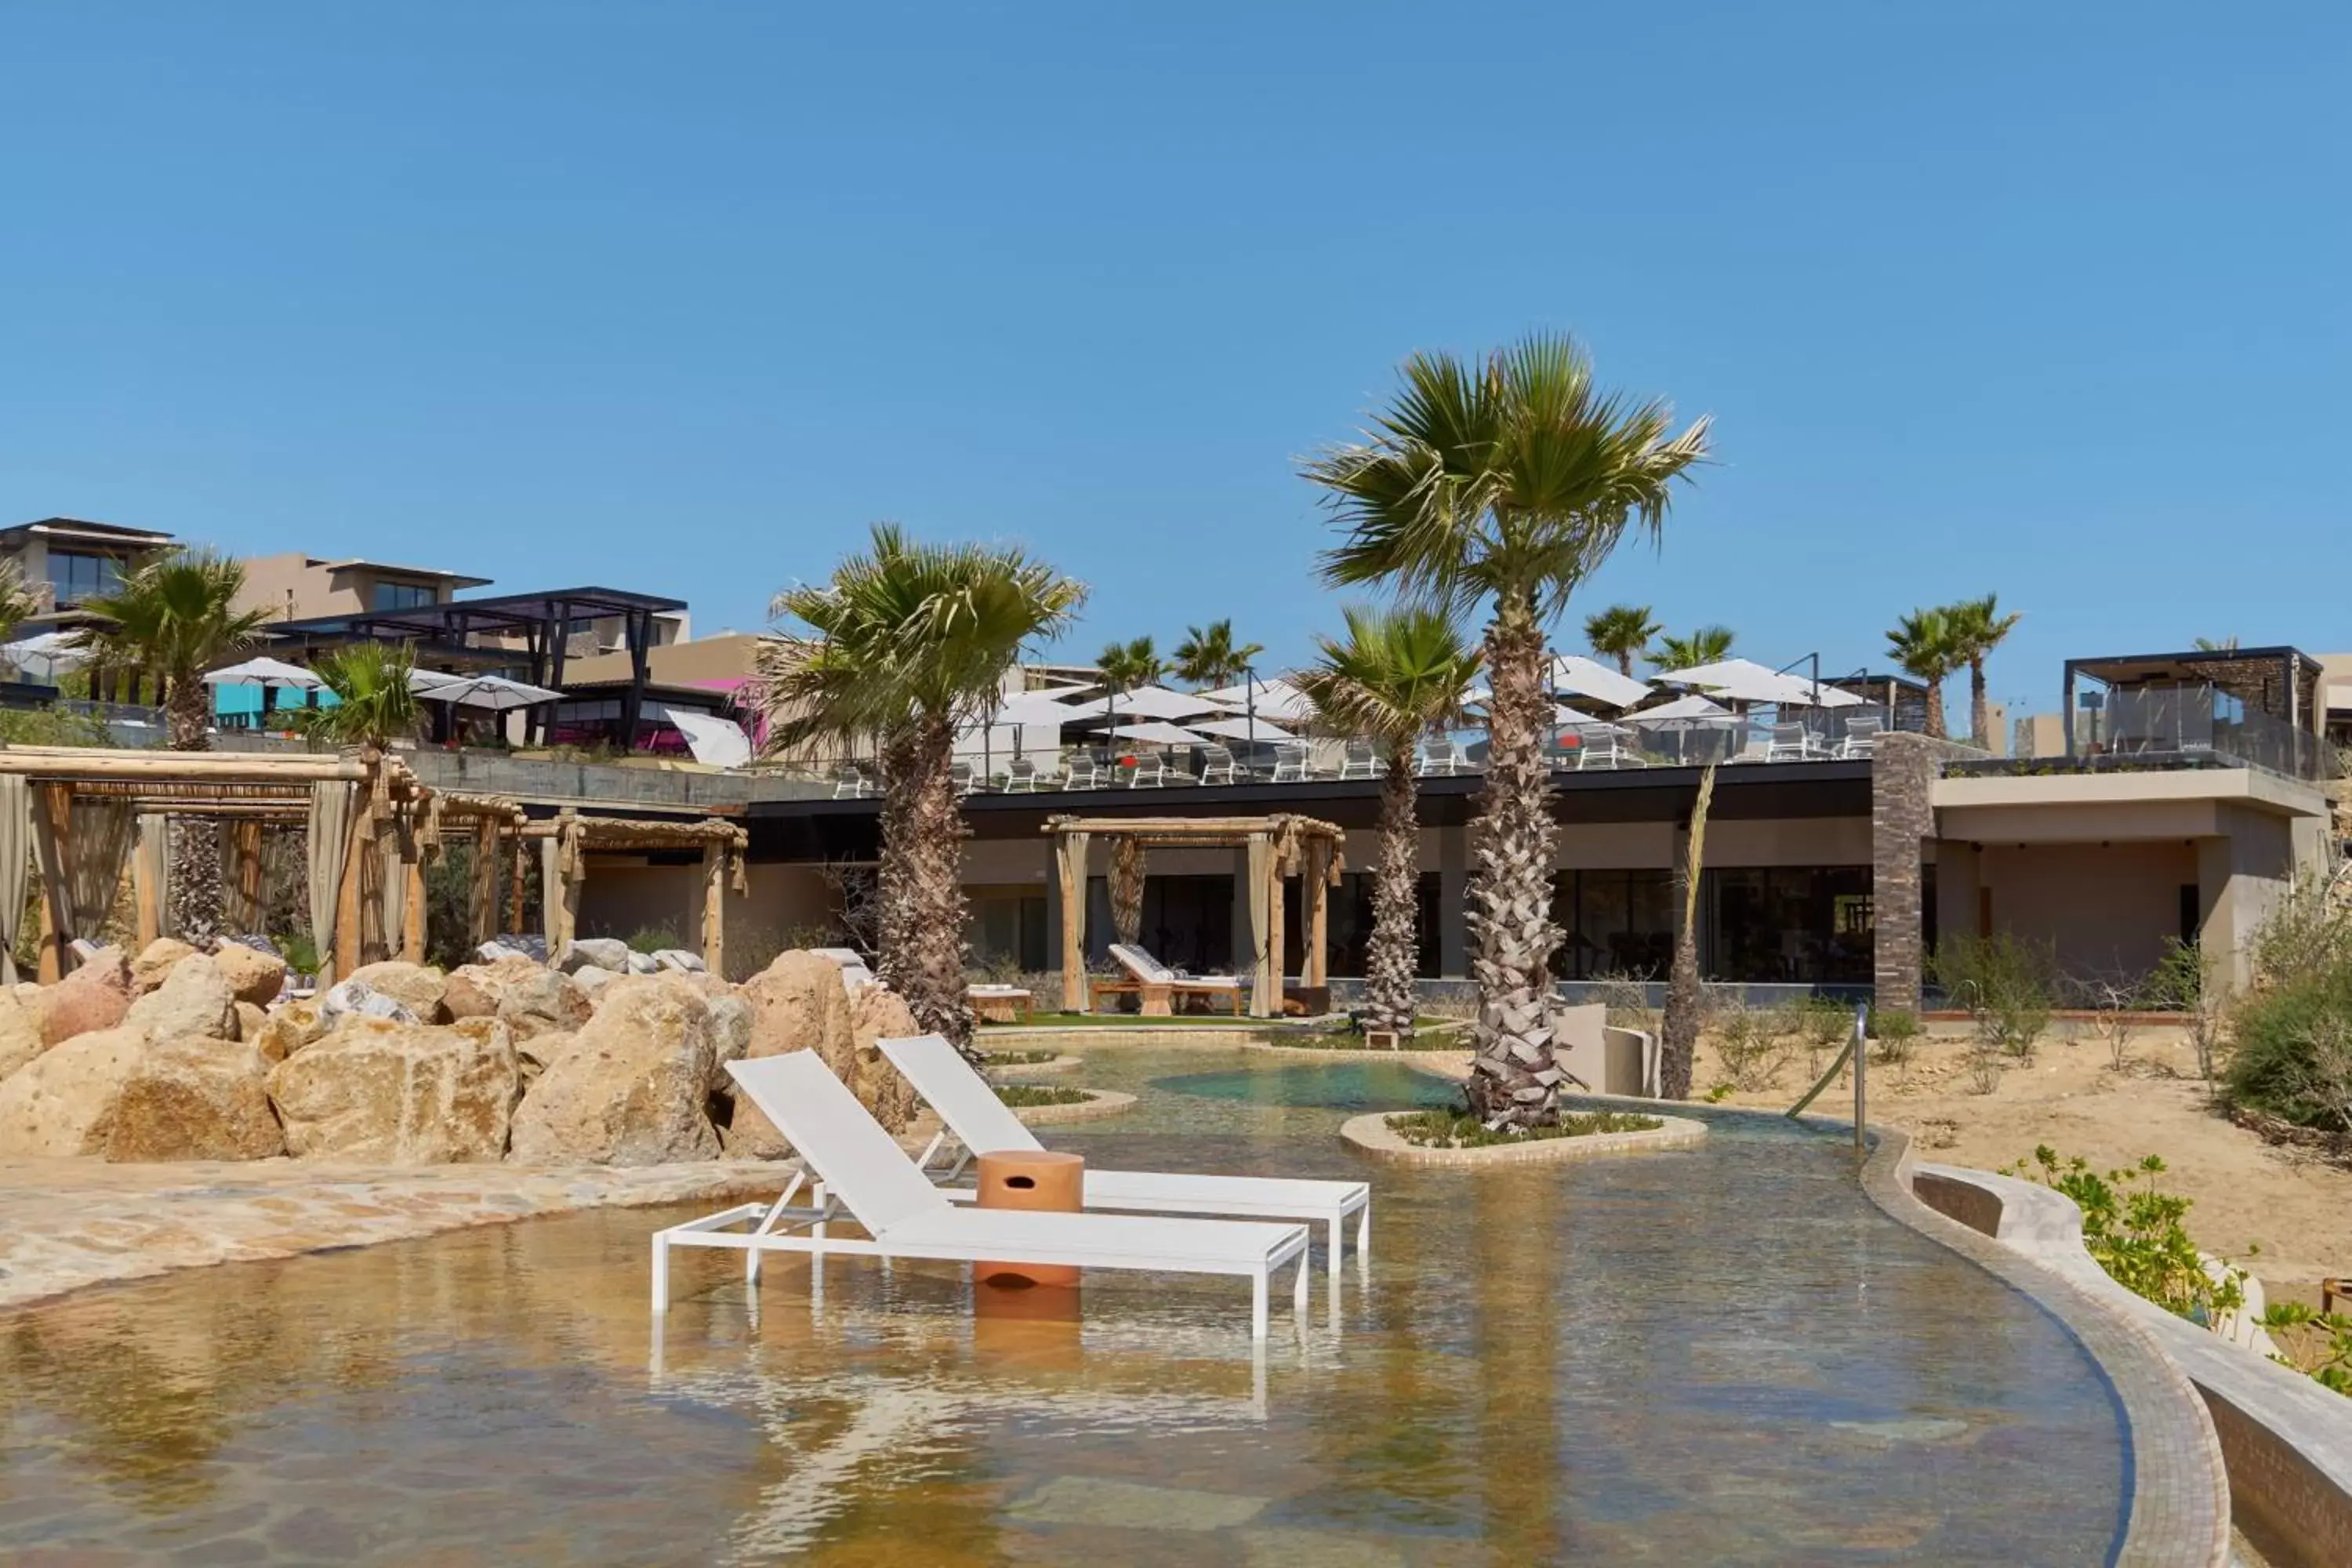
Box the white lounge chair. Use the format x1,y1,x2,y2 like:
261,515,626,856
1199,743,1239,785
831,760,877,799
1338,739,1383,779
1121,751,1167,788
1269,741,1312,783
1837,713,1883,759
1415,736,1467,776
1102,942,1245,1015
1062,750,1105,789
949,760,981,794
652,1053,1313,1339
1573,724,1646,770
1764,721,1828,763
999,756,1047,792
882,1033,1371,1269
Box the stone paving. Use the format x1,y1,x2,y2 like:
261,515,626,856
0,1156,789,1313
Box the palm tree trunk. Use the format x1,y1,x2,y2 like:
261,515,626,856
1465,601,1563,1128
876,719,977,1061
1363,741,1421,1036
1969,659,1989,751
1614,651,1632,678
1657,767,1715,1100
1923,681,1947,740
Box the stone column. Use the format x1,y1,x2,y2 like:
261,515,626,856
1871,732,1944,1014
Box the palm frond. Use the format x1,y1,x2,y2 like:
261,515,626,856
1295,604,1482,746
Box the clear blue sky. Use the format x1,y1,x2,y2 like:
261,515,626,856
7,3,2346,715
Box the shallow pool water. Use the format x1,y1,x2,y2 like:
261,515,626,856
0,1047,2129,1564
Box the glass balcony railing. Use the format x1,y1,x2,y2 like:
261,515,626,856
2067,683,2331,781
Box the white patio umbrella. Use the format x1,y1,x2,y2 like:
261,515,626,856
663,707,753,769
1548,702,1599,725
203,655,324,690
0,632,90,681
1199,677,1314,724
1546,654,1651,710
1092,720,1208,746
408,667,465,694
1657,657,1860,707
419,673,562,711
1098,684,1218,720
992,691,1089,726
1192,714,1295,742
1635,694,1734,720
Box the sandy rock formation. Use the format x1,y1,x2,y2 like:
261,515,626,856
266,1017,520,1163
0,1025,151,1156
40,950,133,1047
0,991,45,1081
249,1000,327,1065
508,975,719,1165
847,982,920,1133
129,938,198,996
232,1000,268,1043
211,942,289,1007
727,950,858,1156
319,978,419,1029
102,1036,283,1161
557,938,630,975
122,954,238,1042
345,961,451,1022
442,957,590,1040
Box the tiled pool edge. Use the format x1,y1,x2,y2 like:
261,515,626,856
1912,1161,2352,1568
1867,1134,2231,1568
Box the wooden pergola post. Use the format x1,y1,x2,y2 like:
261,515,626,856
508,832,528,938
1056,827,1089,1012
1303,834,1330,989
700,841,728,977
399,807,430,964
1264,839,1287,1018
552,815,585,952
132,814,165,950
469,822,501,949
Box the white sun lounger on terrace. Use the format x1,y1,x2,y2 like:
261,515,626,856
881,1033,1372,1270
652,1052,1313,1338
1106,942,1245,1015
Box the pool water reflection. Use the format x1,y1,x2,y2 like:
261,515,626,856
0,1047,2128,1564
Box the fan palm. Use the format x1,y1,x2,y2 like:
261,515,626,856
1172,619,1263,691
1651,625,1734,671
1583,604,1660,677
757,524,1086,1057
1094,635,1163,694
299,642,421,751
0,563,38,647
2192,635,2239,653
68,549,273,938
1886,607,1962,740
1307,332,1709,1127
1295,606,1481,1036
1944,593,2022,750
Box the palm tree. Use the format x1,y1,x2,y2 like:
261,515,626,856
2192,635,2240,653
0,562,38,648
1308,332,1709,1128
1885,606,1962,740
299,642,420,750
1295,606,1481,1036
70,550,273,939
1650,625,1734,671
69,549,270,750
1094,635,1163,694
1944,593,2022,750
1171,619,1263,691
1582,604,1659,677
757,524,1085,1058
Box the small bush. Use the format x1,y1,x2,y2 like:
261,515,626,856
2005,1146,2244,1323
1868,1007,1922,1065
1386,1107,1662,1149
994,1084,1091,1108
1710,1004,1795,1091
1965,1039,2005,1094
2147,938,2225,1086
625,925,681,956
2224,964,2352,1132
1935,931,2056,1061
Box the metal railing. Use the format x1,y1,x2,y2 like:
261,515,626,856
2071,684,2332,781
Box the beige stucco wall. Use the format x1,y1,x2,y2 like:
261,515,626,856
1977,840,2196,981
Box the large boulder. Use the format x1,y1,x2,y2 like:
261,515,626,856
232,1001,268,1044
514,1028,574,1083
847,984,921,1133
345,961,450,1022
573,966,617,1000
319,978,419,1029
40,949,133,1047
0,1025,150,1156
266,1018,520,1163
707,994,753,1077
508,977,719,1165
652,949,706,975
249,1000,327,1065
443,958,590,1040
479,935,547,964
0,991,45,1081
557,938,631,975
103,1036,282,1162
122,954,238,1042
130,938,199,996
211,942,289,1007
729,951,858,1156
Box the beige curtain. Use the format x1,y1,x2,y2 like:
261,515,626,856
0,776,27,985
378,827,407,964
27,787,134,970
132,812,169,945
539,835,561,951
1246,832,1274,1017
223,820,263,935
307,782,357,985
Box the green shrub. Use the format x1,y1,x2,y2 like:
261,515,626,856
994,1083,1091,1108
2223,963,2352,1131
0,705,110,747
1868,1006,1922,1065
1710,1004,1794,1091
1933,931,2056,1060
1386,1106,1661,1149
2005,1146,2244,1323
277,931,321,978
626,924,681,956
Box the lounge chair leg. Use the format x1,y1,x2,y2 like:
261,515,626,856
1357,1200,1371,1263
1328,1214,1343,1271
651,1234,670,1313
1293,1252,1310,1317
1251,1271,1269,1341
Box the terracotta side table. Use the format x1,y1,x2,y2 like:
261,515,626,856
975,1148,1084,1288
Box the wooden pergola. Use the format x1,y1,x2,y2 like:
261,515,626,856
523,808,748,976
1042,813,1345,1018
